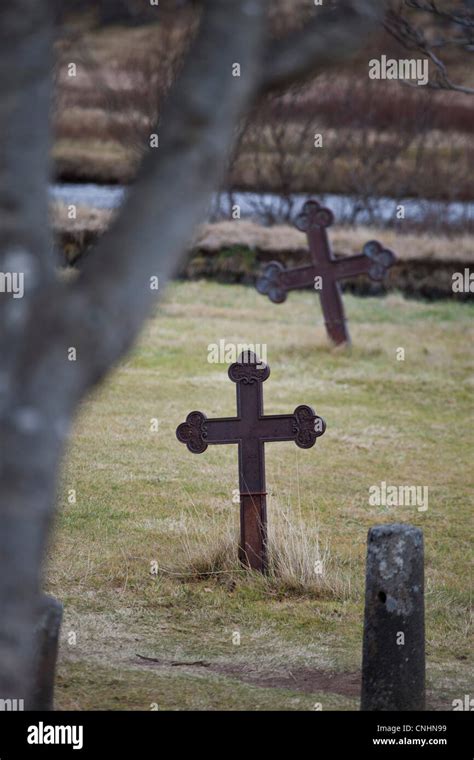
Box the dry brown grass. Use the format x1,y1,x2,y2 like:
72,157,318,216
51,201,474,265
163,500,355,601
51,201,114,233
266,501,349,599
194,221,474,264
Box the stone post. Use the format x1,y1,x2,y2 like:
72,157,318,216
361,524,425,711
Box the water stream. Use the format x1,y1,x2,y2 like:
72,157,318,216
51,183,474,230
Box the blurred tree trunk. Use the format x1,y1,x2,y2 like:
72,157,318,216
0,0,56,702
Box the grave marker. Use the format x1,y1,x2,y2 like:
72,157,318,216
257,200,395,345
176,352,326,572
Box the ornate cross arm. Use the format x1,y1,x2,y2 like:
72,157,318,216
334,241,396,281
176,413,243,451
249,406,325,448
257,262,315,303
176,411,209,454
287,405,326,449
176,405,325,453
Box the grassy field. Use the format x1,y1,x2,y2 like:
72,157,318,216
48,280,473,710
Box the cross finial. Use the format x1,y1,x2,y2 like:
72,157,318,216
295,200,334,232
228,350,270,384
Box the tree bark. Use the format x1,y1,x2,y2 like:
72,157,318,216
0,0,266,704
0,0,56,703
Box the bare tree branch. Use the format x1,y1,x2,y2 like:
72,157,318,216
53,0,265,395
406,0,474,30
385,0,474,94
260,0,387,93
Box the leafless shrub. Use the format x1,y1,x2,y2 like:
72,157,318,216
224,74,473,230
54,17,193,156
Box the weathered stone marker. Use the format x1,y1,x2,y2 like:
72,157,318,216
361,524,425,711
257,200,396,345
176,352,326,572
28,594,63,710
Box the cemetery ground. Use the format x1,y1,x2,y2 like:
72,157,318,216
48,280,473,710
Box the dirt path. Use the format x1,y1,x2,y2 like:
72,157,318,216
134,655,361,698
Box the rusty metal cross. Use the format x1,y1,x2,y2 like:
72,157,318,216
257,200,396,345
176,352,326,572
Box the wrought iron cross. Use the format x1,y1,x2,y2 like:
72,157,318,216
257,200,396,345
176,352,326,572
